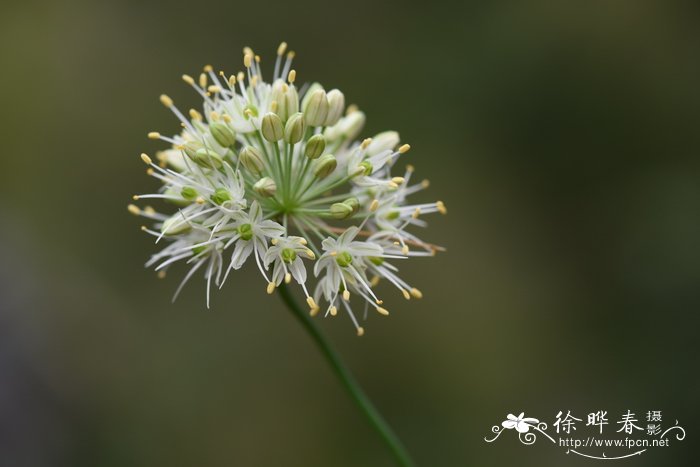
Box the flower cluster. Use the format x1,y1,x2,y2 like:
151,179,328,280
129,42,446,335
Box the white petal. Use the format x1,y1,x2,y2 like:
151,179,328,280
230,241,253,269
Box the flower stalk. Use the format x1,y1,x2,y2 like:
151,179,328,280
278,284,416,467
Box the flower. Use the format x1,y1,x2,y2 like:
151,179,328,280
502,413,540,433
129,42,446,334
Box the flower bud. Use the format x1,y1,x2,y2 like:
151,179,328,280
261,112,284,142
304,134,326,159
367,131,399,156
330,202,354,219
180,186,198,201
284,112,305,144
301,82,324,109
190,147,223,169
253,177,277,197
238,223,253,241
313,154,337,179
303,89,329,127
344,197,360,214
284,86,300,118
210,187,232,205
209,122,237,147
281,248,297,264
324,89,345,126
335,251,353,267
239,146,265,175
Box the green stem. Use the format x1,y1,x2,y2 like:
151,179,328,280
277,284,416,467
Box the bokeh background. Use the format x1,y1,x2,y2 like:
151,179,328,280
1,0,698,465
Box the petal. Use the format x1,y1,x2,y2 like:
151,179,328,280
348,241,383,257
502,421,517,429
516,422,530,433
289,257,307,284
230,241,253,269
249,200,262,223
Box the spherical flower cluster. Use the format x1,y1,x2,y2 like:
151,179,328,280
129,42,446,335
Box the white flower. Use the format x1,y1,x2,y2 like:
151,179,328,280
502,413,540,433
129,42,445,333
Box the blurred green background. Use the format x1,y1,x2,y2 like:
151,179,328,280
1,0,698,465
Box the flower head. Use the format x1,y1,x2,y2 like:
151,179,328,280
129,42,446,334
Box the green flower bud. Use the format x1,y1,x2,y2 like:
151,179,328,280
191,147,223,169
336,251,353,267
239,146,265,175
368,256,384,266
284,86,300,119
303,89,329,127
301,83,324,109
261,112,284,142
325,89,345,126
238,223,253,241
330,202,354,219
284,112,305,144
180,186,198,200
160,213,191,236
253,177,277,197
164,185,189,206
344,197,360,214
209,122,237,147
182,141,203,159
313,154,337,179
386,210,400,220
210,187,231,205
281,248,297,264
304,134,326,159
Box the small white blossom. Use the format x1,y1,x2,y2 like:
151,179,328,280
129,42,446,333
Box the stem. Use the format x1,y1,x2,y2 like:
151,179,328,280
277,284,416,467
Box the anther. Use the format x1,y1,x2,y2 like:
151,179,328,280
391,177,405,185
127,204,141,215
288,69,296,83
401,289,411,300
189,109,202,121
140,153,152,165
357,327,365,337
266,282,276,294
342,290,350,301
410,288,423,299
330,306,338,316
277,41,288,56
157,270,166,279
182,74,195,85
398,144,411,154
285,273,292,284
148,131,161,139
203,64,213,72
370,199,380,212
376,307,390,316
436,200,447,214
159,94,173,107
199,73,207,88
244,54,252,68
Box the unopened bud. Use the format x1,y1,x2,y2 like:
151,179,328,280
261,112,284,142
330,202,354,219
324,111,366,141
344,197,360,214
284,112,305,144
210,187,232,205
180,186,198,201
239,146,265,175
325,89,345,126
313,154,337,179
209,122,236,147
367,131,400,156
253,177,277,197
304,134,326,159
303,89,329,127
190,147,223,169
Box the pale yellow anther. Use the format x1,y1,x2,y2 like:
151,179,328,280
243,46,253,56
195,197,205,204
412,207,421,219
203,64,213,72
250,75,259,87
244,109,253,118
244,54,252,68
299,238,307,245
370,199,380,212
436,200,447,215
401,289,411,300
189,109,202,121
285,273,292,284
306,296,318,310
281,83,289,92
132,195,140,200
329,251,337,256
210,111,220,121
157,270,166,279
376,299,384,305
271,238,279,245
330,306,338,316
361,138,372,149
182,74,195,85
398,144,411,154
421,179,430,189
237,71,245,82
391,177,405,185
287,50,296,59
370,276,381,287
310,306,320,317
144,206,156,215
146,168,155,176
255,55,261,63
306,250,315,259
127,204,141,215
140,225,147,231
159,94,173,107
140,153,152,165
222,114,232,123
148,131,161,139
288,69,296,83
346,104,358,115
266,282,276,294
410,288,423,299
198,73,207,88
207,85,221,93
406,164,415,173
270,101,278,112
357,326,365,337
388,182,399,189
376,307,390,316
277,41,288,56
342,290,350,301
402,245,409,255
